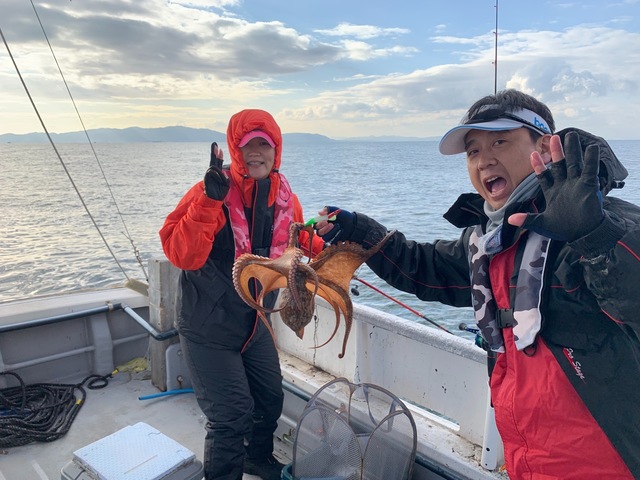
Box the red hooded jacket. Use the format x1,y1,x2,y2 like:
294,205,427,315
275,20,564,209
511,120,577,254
160,109,323,270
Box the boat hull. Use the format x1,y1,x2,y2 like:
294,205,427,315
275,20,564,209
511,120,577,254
0,257,506,479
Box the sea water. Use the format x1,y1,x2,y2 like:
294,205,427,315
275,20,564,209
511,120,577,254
2,140,639,335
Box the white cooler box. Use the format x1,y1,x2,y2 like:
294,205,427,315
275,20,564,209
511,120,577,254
60,422,203,480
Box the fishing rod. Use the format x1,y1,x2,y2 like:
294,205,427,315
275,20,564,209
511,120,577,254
1,26,134,283
352,275,454,335
2,2,149,283
493,0,499,94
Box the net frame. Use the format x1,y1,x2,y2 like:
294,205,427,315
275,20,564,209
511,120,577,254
292,378,417,480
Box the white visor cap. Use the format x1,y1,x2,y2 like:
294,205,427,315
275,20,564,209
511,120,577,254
439,107,552,155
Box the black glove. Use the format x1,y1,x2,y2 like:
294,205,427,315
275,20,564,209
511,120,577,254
320,206,356,245
204,142,229,200
520,131,604,242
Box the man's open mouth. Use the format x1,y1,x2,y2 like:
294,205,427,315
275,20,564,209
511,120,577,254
485,176,506,194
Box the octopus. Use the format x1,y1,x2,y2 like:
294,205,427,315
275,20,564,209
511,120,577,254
232,223,393,358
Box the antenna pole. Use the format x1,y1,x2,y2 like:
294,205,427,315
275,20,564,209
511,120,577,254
494,0,499,94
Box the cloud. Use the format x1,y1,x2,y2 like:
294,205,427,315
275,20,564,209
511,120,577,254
2,0,639,139
314,23,410,40
279,26,640,137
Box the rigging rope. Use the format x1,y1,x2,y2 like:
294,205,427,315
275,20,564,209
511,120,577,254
1,5,148,282
0,371,111,449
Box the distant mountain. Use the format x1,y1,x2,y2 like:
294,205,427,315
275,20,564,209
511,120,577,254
340,135,440,142
0,126,437,143
283,132,335,143
0,126,334,144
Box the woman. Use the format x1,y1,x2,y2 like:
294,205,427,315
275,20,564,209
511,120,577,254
160,109,323,480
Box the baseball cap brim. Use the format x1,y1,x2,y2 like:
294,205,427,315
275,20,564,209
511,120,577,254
438,118,526,155
238,130,276,148
439,107,552,155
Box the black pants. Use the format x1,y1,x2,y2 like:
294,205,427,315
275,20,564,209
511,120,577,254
180,321,284,480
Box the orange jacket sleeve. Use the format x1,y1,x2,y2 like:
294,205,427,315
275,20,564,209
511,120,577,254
292,193,325,257
159,181,227,270
160,185,323,270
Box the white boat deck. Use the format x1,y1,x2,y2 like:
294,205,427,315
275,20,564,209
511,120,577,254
0,370,291,480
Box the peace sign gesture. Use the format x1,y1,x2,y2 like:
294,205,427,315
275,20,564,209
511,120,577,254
508,131,604,242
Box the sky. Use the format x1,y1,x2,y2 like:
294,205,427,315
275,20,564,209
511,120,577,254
1,0,639,140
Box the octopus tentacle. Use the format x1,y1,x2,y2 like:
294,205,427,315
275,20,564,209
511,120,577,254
313,278,351,358
232,223,395,357
296,262,320,301
286,248,306,308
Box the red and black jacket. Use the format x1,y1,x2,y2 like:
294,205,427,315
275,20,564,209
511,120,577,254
345,129,640,478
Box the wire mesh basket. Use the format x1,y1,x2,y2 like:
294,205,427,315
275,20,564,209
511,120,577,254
291,378,417,480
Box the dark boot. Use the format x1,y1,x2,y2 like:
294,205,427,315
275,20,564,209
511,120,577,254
243,454,286,480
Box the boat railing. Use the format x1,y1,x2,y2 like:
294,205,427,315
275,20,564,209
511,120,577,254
0,256,505,477
269,290,504,472
148,255,505,474
0,287,151,387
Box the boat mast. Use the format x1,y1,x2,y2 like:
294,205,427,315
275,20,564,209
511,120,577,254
493,0,499,94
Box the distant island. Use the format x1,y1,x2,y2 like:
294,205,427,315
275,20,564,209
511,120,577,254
0,126,438,143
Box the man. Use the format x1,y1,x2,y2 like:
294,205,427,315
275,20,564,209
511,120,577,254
314,89,640,479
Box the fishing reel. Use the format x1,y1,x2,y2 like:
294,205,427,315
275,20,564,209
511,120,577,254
459,322,486,349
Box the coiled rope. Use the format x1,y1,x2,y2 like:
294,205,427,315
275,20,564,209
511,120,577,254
0,371,111,449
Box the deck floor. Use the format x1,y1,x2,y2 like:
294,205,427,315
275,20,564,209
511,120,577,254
0,370,291,480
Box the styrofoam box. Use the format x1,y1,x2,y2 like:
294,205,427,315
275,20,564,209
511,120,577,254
61,422,203,480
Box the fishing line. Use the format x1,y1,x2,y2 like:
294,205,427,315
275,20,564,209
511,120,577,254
28,0,148,281
352,275,454,334
1,26,132,282
2,4,148,283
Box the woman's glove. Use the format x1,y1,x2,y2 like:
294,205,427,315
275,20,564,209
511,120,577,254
319,206,355,245
203,142,230,200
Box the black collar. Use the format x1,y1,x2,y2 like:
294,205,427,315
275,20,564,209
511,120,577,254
443,191,546,248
